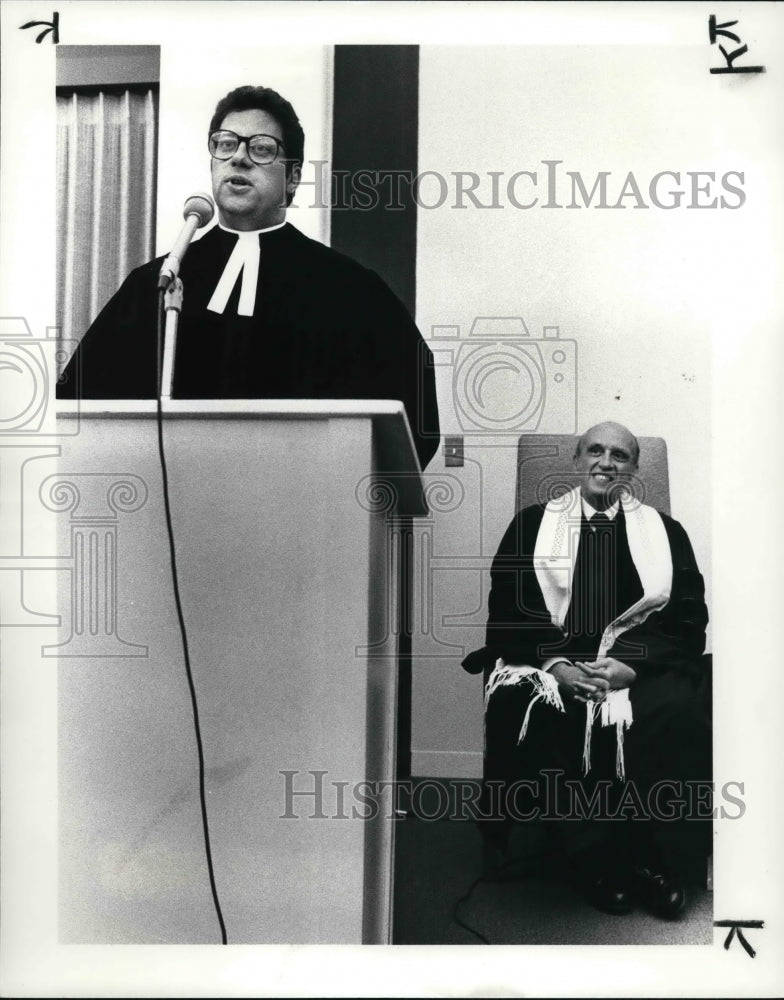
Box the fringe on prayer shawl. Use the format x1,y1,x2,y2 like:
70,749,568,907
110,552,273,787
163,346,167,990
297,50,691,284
582,689,634,781
485,660,565,744
485,660,633,780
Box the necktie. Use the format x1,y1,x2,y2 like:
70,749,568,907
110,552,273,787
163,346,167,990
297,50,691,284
564,512,617,655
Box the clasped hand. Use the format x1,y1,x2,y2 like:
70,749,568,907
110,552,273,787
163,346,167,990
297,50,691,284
550,657,637,703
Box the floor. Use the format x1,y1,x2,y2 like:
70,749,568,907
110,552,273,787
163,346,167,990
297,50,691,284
392,813,713,946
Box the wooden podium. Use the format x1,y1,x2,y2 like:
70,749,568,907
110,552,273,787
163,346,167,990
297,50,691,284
53,400,428,944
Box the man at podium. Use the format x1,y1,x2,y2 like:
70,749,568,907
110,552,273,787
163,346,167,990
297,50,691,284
57,84,440,470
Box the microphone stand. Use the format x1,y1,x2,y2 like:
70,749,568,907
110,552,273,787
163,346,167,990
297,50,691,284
160,277,184,400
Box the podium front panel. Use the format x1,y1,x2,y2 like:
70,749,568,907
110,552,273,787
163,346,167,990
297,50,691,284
52,409,406,944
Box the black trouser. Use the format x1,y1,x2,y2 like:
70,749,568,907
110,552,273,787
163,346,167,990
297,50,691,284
481,665,712,882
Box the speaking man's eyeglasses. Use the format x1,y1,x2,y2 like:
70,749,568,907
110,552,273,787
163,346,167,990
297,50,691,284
208,130,287,165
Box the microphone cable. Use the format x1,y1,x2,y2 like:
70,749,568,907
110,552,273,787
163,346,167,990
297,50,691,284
452,850,551,945
156,288,228,944
453,872,491,944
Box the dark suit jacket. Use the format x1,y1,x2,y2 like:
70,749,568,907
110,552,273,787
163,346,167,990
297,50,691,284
57,223,440,469
462,502,708,681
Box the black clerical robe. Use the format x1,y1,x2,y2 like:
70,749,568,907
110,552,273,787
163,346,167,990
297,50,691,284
463,502,708,679
463,499,711,878
57,223,440,469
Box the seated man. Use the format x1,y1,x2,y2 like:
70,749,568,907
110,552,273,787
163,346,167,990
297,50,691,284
57,84,440,470
462,421,711,918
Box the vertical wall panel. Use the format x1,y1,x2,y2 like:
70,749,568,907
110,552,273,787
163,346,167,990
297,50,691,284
331,46,421,779
331,46,419,316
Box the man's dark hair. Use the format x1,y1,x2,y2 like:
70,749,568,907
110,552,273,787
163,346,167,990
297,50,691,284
209,85,305,203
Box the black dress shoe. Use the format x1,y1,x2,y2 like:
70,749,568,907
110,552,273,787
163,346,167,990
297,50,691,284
634,866,687,920
583,876,634,916
570,848,633,915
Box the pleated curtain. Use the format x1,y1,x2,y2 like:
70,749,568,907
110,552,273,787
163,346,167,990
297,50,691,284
56,88,158,350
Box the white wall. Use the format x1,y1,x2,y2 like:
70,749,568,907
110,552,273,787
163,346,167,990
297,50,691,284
157,45,332,254
413,45,728,777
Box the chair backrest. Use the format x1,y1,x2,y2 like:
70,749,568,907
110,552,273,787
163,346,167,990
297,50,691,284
515,434,671,515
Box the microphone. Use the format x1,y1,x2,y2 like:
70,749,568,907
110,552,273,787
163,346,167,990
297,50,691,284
158,193,215,289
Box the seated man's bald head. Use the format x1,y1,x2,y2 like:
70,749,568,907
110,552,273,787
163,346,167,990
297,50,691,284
573,421,640,510
574,421,640,465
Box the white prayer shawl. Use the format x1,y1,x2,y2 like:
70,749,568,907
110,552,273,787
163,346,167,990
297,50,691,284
487,486,673,780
